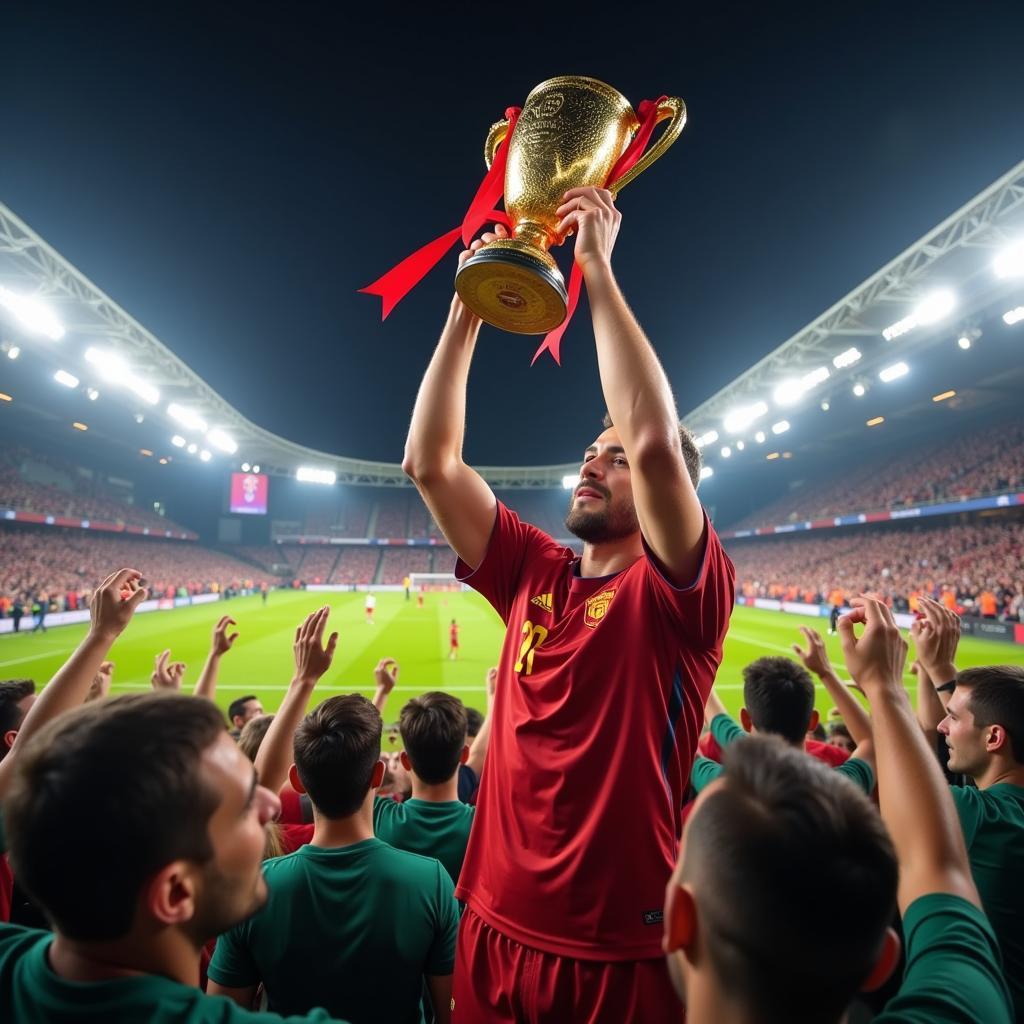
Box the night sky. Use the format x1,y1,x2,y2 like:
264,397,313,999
4,2,1023,466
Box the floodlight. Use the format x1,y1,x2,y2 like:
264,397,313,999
833,347,861,369
187,443,198,455
699,466,713,480
562,475,577,490
207,428,238,454
771,420,790,435
54,370,79,388
199,449,212,462
879,361,909,383
1003,306,1024,326
993,240,1024,279
957,336,972,350
241,462,251,472
167,403,208,433
723,401,768,434
694,430,719,448
754,430,766,444
720,446,732,459
171,435,186,448
0,287,65,339
5,346,19,360
297,467,336,485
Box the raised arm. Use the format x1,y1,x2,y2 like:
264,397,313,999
556,187,704,584
912,597,960,725
254,606,337,796
840,597,979,913
193,615,239,701
466,666,497,778
792,626,873,745
402,235,502,571
0,568,147,796
372,657,399,715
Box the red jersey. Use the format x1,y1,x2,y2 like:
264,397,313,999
454,502,735,960
450,625,459,645
698,731,850,767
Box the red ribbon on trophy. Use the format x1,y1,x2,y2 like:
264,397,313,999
358,107,521,319
360,97,667,366
529,96,668,366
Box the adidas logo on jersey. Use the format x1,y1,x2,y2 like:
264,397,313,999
530,592,554,614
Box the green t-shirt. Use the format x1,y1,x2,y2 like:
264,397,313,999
875,893,1012,1022
0,924,343,1023
208,838,458,1024
950,783,1024,1019
693,714,875,795
373,796,475,885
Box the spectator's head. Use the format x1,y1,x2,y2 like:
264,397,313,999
566,417,701,544
741,656,817,745
237,714,274,762
4,693,279,947
827,722,856,755
664,736,899,1022
228,695,264,732
399,691,469,785
939,665,1024,778
290,694,384,819
465,706,484,740
0,679,36,757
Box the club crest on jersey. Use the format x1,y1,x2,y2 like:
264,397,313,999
530,592,554,614
584,588,616,628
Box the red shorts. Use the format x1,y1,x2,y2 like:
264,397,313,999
452,907,682,1024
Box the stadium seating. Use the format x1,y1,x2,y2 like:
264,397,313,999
0,444,191,534
727,419,1024,529
0,524,270,609
726,517,1024,619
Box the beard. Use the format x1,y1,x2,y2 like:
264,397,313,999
565,489,639,544
186,858,269,945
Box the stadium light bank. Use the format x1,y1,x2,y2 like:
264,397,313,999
297,467,337,485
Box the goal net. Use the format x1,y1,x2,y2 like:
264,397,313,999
409,571,468,593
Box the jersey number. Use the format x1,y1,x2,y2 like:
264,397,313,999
514,620,549,675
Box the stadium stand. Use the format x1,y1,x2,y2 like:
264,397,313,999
325,546,381,585
0,523,269,609
726,516,1024,618
728,419,1024,529
377,547,433,585
0,445,191,534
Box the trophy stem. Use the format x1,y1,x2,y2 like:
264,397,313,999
514,221,557,253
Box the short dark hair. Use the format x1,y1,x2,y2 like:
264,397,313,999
237,714,274,762
602,413,701,489
465,706,484,739
4,693,226,941
293,695,382,818
400,692,468,785
228,695,259,724
0,679,36,749
957,665,1024,762
684,735,897,1023
742,657,816,744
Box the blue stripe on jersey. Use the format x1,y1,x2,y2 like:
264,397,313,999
660,664,686,787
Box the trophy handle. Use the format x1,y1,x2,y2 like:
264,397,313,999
483,118,511,169
607,97,687,196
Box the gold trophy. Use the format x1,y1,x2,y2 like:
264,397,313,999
455,76,686,334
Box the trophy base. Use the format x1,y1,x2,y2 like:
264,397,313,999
455,243,568,335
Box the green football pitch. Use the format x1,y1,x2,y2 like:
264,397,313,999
2,591,1022,722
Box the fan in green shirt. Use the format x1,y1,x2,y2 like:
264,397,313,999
692,710,875,795
373,690,477,885
210,666,459,1024
664,596,1013,1023
921,662,1024,1018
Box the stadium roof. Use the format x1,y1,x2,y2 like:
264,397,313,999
2,157,1023,488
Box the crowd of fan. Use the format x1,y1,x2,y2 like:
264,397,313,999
729,419,1024,529
0,567,1021,1022
0,445,191,534
0,525,270,622
727,517,1024,620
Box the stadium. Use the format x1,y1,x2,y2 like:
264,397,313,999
2,7,1024,1023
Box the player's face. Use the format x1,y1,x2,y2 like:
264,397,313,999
937,689,987,776
564,427,640,544
188,732,279,942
